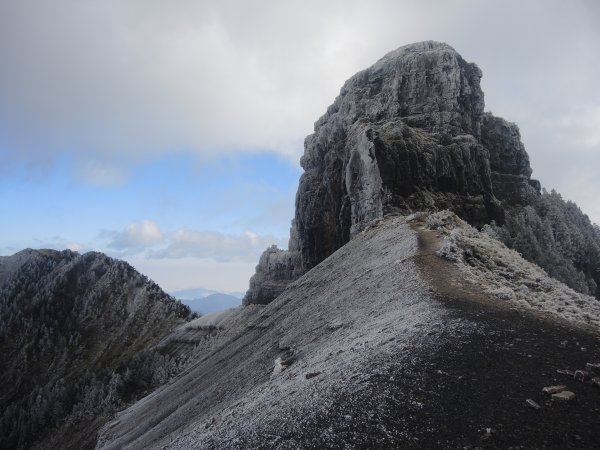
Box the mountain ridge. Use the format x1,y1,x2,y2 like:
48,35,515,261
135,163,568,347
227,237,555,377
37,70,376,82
0,249,194,449
97,212,600,449
3,41,600,449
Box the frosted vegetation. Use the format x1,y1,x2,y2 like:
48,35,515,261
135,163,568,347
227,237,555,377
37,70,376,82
0,250,194,449
424,211,600,331
493,189,600,299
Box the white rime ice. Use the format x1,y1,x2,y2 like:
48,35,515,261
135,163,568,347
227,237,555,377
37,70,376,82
424,210,600,331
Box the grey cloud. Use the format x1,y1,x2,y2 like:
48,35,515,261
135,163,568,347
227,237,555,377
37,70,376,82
0,0,598,222
101,220,165,254
149,229,286,262
98,220,285,262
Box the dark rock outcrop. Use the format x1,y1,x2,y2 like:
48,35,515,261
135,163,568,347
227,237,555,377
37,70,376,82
245,41,540,305
244,245,303,305
481,113,540,205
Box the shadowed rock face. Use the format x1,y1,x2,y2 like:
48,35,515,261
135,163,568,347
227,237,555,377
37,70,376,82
243,245,303,305
245,41,539,305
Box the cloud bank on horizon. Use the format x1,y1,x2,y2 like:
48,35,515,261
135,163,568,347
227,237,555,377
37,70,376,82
1,0,599,291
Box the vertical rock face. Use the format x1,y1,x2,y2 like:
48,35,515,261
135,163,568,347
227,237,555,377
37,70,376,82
244,245,303,305
244,41,539,305
480,113,540,205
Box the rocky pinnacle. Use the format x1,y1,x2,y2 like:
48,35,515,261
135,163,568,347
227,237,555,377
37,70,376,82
244,41,539,305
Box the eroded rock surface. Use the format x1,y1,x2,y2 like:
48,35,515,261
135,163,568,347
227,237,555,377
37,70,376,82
244,245,303,305
245,41,539,305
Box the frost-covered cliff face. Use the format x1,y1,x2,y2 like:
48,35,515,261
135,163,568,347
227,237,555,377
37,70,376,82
245,41,541,305
0,249,193,450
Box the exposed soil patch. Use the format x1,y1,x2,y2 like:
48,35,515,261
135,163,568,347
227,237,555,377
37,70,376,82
398,296,600,449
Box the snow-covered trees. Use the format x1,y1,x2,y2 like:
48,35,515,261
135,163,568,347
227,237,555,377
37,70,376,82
0,250,193,449
491,189,600,298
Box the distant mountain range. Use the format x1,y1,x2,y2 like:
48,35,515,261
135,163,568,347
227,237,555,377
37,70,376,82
169,288,243,314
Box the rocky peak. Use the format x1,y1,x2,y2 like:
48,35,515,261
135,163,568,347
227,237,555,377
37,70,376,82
314,41,484,139
245,41,540,305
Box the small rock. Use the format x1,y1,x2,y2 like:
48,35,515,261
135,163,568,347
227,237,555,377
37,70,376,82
526,399,541,410
305,371,322,379
574,370,589,382
552,390,575,401
481,428,494,440
272,357,286,375
327,321,344,331
542,385,566,395
585,363,600,375
559,340,568,349
591,377,600,388
556,369,575,377
278,341,291,351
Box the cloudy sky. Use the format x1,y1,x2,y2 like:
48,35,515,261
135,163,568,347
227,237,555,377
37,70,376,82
1,0,598,293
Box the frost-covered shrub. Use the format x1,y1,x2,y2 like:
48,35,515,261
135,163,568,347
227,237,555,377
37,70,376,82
481,222,500,241
425,211,600,331
493,189,600,298
437,231,464,262
425,210,463,231
489,286,515,301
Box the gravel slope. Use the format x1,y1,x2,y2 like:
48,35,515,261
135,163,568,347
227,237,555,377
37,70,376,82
97,215,600,449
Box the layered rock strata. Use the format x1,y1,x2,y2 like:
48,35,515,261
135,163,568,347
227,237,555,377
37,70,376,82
245,41,539,305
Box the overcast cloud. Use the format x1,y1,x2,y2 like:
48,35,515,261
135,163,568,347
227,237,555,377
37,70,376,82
149,229,284,261
1,1,599,276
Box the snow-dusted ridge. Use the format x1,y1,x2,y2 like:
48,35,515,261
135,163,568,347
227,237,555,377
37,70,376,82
97,214,600,449
413,210,600,331
96,216,449,449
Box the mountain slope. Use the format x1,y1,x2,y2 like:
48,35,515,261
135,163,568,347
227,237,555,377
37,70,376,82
0,249,193,450
97,214,600,449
